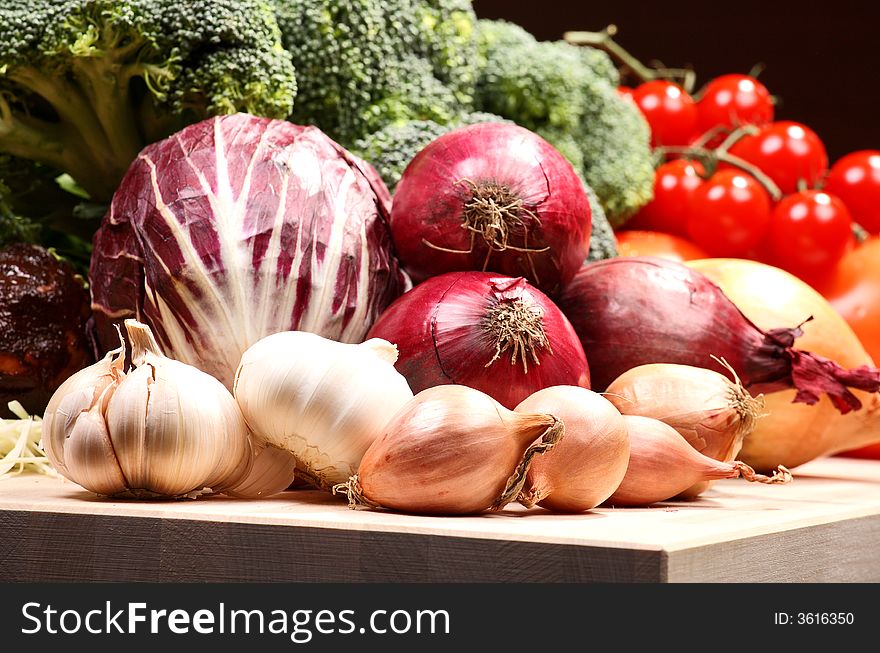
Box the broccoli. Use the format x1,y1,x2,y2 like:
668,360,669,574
474,20,588,136
273,0,477,147
353,114,618,264
579,81,655,225
584,184,618,262
0,0,297,203
473,19,654,225
353,112,508,194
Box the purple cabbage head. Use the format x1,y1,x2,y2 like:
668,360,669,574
89,113,408,387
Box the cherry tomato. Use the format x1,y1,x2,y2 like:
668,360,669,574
616,230,709,263
617,86,635,103
624,159,705,237
696,74,774,135
821,237,880,460
686,170,772,257
727,121,828,195
824,150,880,235
765,191,853,283
632,80,699,147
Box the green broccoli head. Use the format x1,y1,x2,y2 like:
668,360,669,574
475,20,589,135
0,0,297,203
473,19,653,225
275,0,477,147
578,82,655,225
583,183,618,262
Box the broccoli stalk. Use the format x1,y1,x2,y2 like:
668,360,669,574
0,0,297,203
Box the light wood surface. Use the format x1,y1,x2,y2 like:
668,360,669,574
3,456,880,582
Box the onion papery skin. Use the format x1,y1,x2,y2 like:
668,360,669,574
557,257,880,413
688,258,880,469
390,123,592,296
351,385,563,515
366,272,590,410
515,386,629,512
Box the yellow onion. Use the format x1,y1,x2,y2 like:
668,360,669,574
687,258,880,470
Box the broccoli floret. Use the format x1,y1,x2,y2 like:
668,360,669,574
274,0,477,146
579,83,655,225
584,184,618,262
353,112,509,194
0,0,297,203
473,19,654,225
475,21,588,136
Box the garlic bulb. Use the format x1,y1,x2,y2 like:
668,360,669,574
42,320,253,498
233,331,414,490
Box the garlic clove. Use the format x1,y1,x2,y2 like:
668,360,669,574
224,444,297,498
63,400,128,496
42,342,125,478
358,338,399,364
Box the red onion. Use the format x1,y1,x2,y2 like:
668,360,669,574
389,123,592,296
557,256,880,413
366,272,590,410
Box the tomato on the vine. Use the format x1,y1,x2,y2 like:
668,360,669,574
824,150,880,235
616,230,709,263
727,121,828,194
696,74,774,135
685,170,771,257
624,159,705,237
632,80,699,147
765,191,853,282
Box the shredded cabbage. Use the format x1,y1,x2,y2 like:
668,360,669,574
0,401,58,479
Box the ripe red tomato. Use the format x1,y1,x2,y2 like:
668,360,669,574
818,237,880,363
765,191,853,283
824,150,880,235
632,80,699,147
727,121,828,195
820,237,880,460
685,170,771,257
616,230,709,263
624,159,705,237
696,74,774,135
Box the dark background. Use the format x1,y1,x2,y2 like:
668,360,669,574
472,0,879,161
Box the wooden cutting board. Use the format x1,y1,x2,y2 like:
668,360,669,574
2,456,880,582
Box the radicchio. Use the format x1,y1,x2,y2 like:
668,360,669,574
89,114,407,387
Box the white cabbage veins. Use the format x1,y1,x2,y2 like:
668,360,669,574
89,114,405,387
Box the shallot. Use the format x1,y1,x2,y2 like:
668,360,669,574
333,385,563,515
607,415,790,507
515,386,629,512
